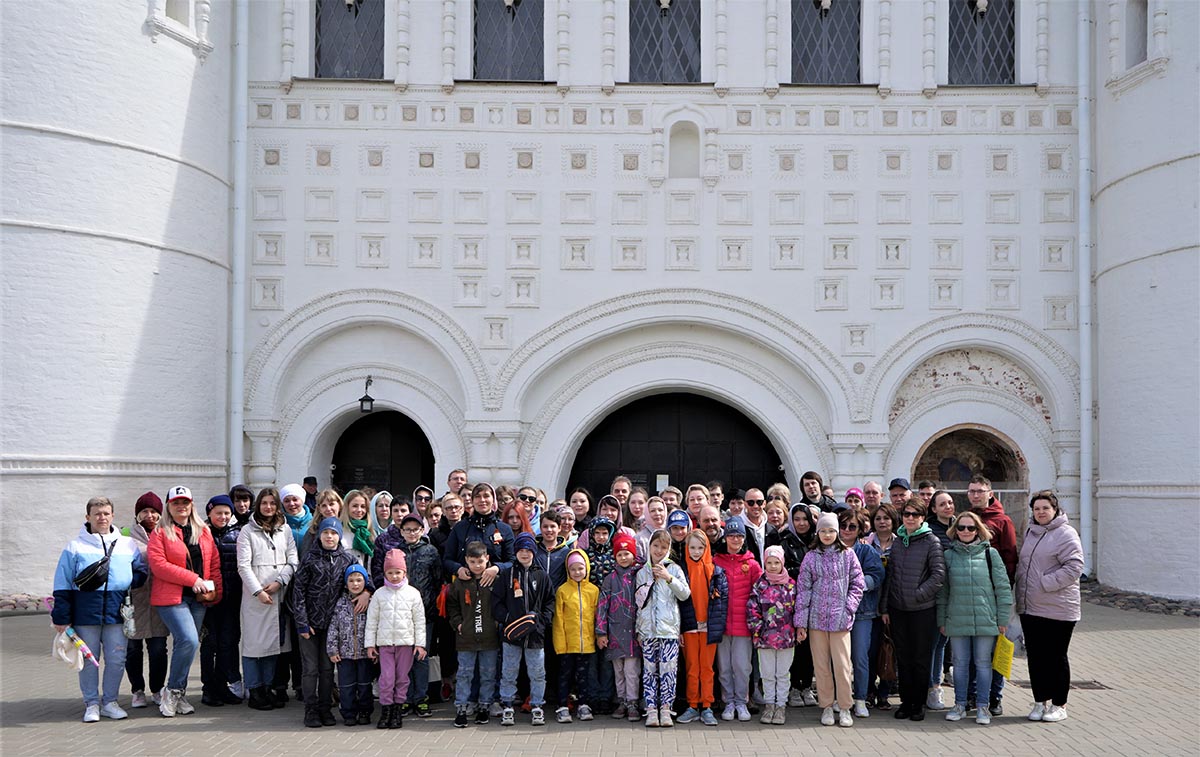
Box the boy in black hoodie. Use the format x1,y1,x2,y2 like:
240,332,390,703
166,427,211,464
448,542,500,727
492,532,554,727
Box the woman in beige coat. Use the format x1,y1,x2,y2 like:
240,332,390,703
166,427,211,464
123,492,171,709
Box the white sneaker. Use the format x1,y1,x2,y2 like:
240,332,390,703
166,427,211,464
130,691,148,709
721,703,736,721
820,706,835,726
1027,702,1046,721
1041,704,1068,722
853,700,869,718
175,690,195,715
555,706,572,723
577,704,593,721
735,703,751,722
976,706,991,725
838,709,853,727
500,706,515,726
531,707,545,726
100,702,128,720
82,704,100,723
158,688,176,718
946,703,966,721
926,686,947,710
802,688,818,707
151,691,162,706
787,688,805,707
228,681,246,699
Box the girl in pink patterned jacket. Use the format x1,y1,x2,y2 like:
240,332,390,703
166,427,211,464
747,546,796,725
793,514,865,728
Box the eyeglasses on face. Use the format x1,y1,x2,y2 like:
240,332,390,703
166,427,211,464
402,527,423,535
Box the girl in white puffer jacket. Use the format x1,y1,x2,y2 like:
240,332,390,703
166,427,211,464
365,549,426,729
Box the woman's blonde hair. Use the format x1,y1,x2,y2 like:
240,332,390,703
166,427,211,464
309,489,343,535
951,510,993,543
766,482,792,505
340,489,369,529
158,498,207,545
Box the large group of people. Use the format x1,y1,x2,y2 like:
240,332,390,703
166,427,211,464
51,470,1084,731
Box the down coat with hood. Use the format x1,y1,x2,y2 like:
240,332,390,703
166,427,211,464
365,579,426,648
1015,512,1084,622
292,533,360,634
879,523,945,615
327,588,371,660
793,545,865,633
634,556,690,641
596,561,640,659
236,516,298,657
553,549,600,654
713,547,763,637
52,524,147,628
584,518,617,587
937,539,1013,637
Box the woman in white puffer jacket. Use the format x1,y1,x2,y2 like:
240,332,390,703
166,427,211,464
365,549,427,729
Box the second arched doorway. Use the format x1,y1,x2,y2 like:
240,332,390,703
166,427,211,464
566,392,784,498
912,425,1030,531
330,410,435,497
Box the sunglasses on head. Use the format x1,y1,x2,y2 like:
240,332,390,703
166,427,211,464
956,524,977,532
517,494,537,503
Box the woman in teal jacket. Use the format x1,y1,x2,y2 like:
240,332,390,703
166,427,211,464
936,511,1012,725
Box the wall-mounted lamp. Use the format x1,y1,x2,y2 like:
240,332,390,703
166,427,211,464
359,376,374,413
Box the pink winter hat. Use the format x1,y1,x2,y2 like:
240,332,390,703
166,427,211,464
384,549,407,573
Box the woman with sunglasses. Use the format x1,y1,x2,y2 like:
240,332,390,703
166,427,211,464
925,490,958,712
936,510,1011,724
878,498,945,721
838,509,885,719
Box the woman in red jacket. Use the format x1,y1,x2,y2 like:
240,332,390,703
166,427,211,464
147,485,222,719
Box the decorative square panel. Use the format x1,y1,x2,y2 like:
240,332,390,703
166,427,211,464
987,277,1019,310
877,237,910,269
825,146,857,179
929,193,963,224
871,277,904,310
987,147,1014,176
614,192,648,224
1042,191,1075,222
253,188,285,220
508,275,539,308
770,192,804,224
561,192,595,223
482,316,510,349
666,237,700,271
361,145,388,173
824,192,858,224
1043,145,1071,177
256,143,286,174
402,106,417,122
309,146,335,171
408,235,441,268
356,234,387,268
842,324,874,356
988,238,1020,270
930,238,963,269
612,238,646,270
770,237,803,269
930,149,960,177
877,192,911,224
455,190,488,224
987,191,1020,223
251,277,283,310
815,277,848,310
1040,238,1074,271
255,232,284,265
667,191,698,224
880,149,909,178
560,237,594,270
929,277,963,310
1043,296,1078,329
718,238,751,270
506,191,540,223
305,233,337,266
285,102,302,120
356,189,389,222
304,188,337,221
454,235,487,269
409,191,441,222
507,235,540,269
718,192,752,224
824,236,857,269
795,109,811,127
454,276,484,307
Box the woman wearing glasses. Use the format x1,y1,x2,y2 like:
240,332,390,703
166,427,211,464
936,511,1012,724
878,499,945,721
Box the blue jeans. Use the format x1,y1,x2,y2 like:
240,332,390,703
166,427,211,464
243,655,278,689
408,623,431,702
456,649,499,707
850,616,873,701
930,631,949,687
74,624,127,706
951,635,996,707
156,597,206,690
500,644,545,707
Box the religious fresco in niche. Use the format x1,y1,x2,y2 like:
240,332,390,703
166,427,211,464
888,348,1050,425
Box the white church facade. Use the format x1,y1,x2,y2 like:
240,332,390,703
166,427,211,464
2,0,1197,599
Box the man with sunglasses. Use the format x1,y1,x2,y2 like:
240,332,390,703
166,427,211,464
965,474,1017,716
515,486,542,536
738,488,769,563
412,486,435,519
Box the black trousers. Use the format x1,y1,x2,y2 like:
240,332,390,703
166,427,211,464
126,636,168,694
888,607,937,709
790,637,814,689
558,652,593,708
298,629,335,709
1021,614,1076,706
337,658,374,718
200,598,242,694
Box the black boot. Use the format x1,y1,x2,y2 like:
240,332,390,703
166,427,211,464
319,707,336,727
376,704,392,729
272,687,289,708
248,686,274,711
389,704,404,729
303,704,322,728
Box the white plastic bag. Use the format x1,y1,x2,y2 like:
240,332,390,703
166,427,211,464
52,630,85,671
1006,611,1026,658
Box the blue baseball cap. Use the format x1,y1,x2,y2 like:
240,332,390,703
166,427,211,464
667,510,692,530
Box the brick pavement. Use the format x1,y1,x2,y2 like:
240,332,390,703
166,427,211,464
1,603,1196,756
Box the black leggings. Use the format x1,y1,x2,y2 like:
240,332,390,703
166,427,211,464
1021,614,1076,706
888,607,936,709
126,636,168,694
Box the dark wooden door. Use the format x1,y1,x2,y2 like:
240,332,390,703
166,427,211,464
567,393,784,498
331,411,435,497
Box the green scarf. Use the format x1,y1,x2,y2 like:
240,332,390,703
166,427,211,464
896,521,931,547
349,517,375,558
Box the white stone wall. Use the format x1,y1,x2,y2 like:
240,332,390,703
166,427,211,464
0,0,231,592
1093,0,1200,599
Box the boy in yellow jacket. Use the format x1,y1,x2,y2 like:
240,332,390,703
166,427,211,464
552,549,598,723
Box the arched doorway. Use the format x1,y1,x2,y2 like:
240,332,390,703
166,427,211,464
567,393,784,498
913,426,1029,529
330,411,435,497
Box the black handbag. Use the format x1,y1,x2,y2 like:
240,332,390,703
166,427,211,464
73,537,116,592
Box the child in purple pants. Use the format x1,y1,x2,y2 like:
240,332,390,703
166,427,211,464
365,549,427,729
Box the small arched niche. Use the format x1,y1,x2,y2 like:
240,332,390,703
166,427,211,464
669,121,700,178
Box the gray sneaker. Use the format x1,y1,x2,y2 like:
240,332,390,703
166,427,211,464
700,708,718,726
577,704,593,721
174,690,195,715
675,706,700,724
530,707,545,726
500,707,515,726
158,688,177,718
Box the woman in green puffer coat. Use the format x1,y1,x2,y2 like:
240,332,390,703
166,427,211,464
936,511,1012,726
